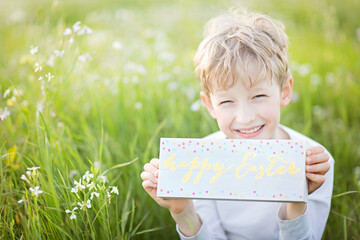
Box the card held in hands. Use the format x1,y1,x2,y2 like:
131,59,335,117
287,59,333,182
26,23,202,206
157,138,308,203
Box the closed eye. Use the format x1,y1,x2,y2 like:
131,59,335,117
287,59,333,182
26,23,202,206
253,94,267,99
219,100,232,105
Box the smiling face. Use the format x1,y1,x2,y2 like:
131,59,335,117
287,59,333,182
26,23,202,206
201,66,293,140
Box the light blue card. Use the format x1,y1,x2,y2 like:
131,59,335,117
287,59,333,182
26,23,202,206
157,138,308,202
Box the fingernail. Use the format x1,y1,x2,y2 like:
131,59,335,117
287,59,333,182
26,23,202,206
307,150,311,155
306,157,311,163
307,165,312,171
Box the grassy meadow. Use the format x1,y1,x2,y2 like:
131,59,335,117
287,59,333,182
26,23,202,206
1,0,359,239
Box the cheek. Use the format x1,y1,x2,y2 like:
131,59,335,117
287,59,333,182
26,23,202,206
255,101,280,122
214,108,234,126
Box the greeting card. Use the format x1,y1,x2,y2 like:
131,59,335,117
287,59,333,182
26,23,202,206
157,138,308,202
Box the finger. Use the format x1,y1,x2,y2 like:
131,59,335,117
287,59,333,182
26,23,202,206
306,162,331,174
142,180,157,190
144,163,157,173
306,172,325,184
150,158,160,168
306,152,329,164
140,171,158,183
306,146,324,156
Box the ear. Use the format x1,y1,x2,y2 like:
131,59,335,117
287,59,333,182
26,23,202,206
280,76,293,107
200,91,217,119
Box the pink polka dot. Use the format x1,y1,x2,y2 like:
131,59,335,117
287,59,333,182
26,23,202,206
202,145,204,147
180,188,183,191
300,195,302,198
273,152,276,154
183,147,185,149
267,142,269,145
205,191,208,193
276,140,279,143
240,141,242,144
248,147,250,149
295,142,298,145
162,142,164,144
260,141,263,143
211,142,213,145
230,192,232,195
232,150,234,153
163,147,165,150
178,144,180,147
254,148,257,150
207,148,209,151
168,149,170,152
273,195,275,198
189,140,192,143
182,142,185,145
281,150,284,153
160,189,163,192
253,191,256,194
233,145,236,147
291,146,293,148
300,146,303,148
193,192,195,195
219,146,221,149
194,150,196,153
167,191,169,194
301,152,304,155
280,194,282,197
288,142,290,144
197,142,199,145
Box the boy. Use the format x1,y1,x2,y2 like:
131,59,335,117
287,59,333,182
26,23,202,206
141,11,333,239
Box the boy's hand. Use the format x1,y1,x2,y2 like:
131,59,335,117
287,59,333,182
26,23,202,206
141,158,202,236
140,158,192,214
305,146,331,194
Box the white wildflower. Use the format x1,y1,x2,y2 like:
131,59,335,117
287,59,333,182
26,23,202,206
27,167,40,171
134,102,142,109
29,186,43,196
65,207,78,220
326,73,335,84
69,37,74,44
30,46,39,55
82,171,93,182
34,63,42,73
38,76,43,81
71,178,85,193
98,175,108,184
21,174,28,181
84,26,93,34
72,21,82,33
18,199,24,203
86,181,97,191
90,192,100,200
112,41,123,50
63,28,72,36
190,100,203,112
107,191,111,198
110,186,119,195
45,72,54,82
57,122,64,128
0,107,10,121
77,200,91,210
26,171,31,176
54,50,65,58
94,161,100,169
3,88,11,98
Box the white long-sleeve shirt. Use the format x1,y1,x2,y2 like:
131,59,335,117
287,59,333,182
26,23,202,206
176,125,334,240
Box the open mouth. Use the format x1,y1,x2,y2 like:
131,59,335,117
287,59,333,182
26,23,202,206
235,125,265,138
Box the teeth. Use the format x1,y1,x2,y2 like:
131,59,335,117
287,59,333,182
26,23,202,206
238,125,262,134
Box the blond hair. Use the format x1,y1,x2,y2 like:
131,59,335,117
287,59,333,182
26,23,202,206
194,11,290,96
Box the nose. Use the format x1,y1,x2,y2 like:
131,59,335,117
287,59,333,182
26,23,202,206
235,103,256,125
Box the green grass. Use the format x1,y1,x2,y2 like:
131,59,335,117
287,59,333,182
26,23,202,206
1,0,359,239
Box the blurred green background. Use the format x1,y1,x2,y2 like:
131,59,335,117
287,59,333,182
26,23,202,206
1,0,359,239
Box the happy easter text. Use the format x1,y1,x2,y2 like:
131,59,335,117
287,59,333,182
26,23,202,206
163,153,301,184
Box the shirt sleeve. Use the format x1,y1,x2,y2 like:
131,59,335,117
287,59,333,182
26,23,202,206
277,150,334,240
176,200,228,240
